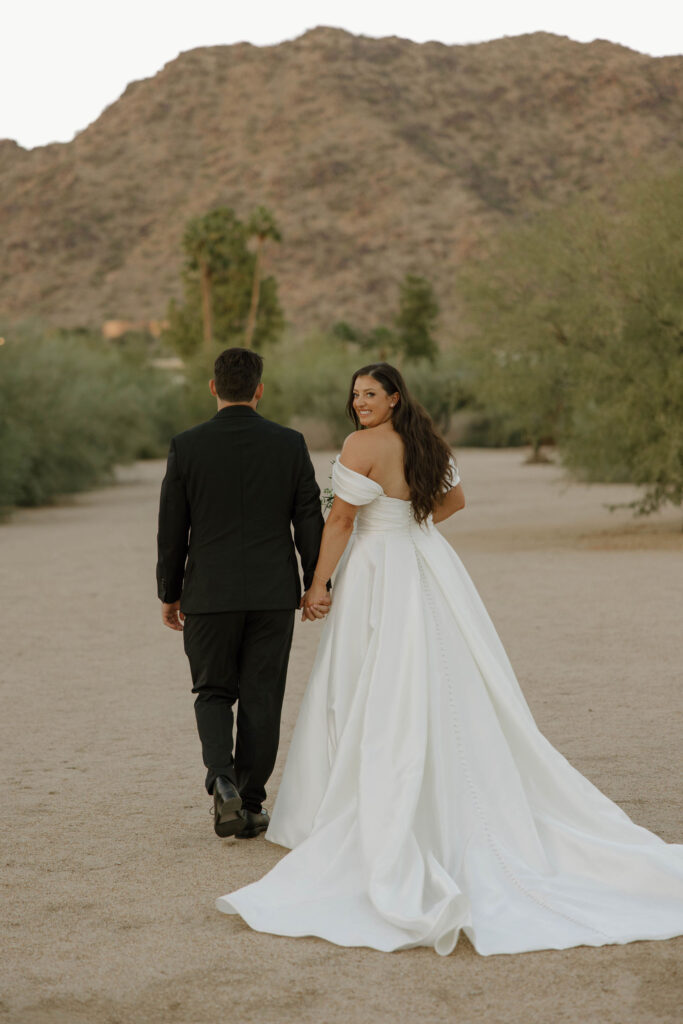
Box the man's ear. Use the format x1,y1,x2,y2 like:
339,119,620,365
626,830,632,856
254,381,264,401
209,379,218,398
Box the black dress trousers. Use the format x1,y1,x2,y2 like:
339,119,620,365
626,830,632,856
183,608,295,811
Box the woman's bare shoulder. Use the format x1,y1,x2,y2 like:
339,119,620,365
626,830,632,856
340,429,377,473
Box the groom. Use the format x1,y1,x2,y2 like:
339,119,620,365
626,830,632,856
157,347,328,839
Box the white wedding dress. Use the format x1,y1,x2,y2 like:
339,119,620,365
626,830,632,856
217,457,683,956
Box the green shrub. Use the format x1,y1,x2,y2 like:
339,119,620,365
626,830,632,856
0,324,182,511
0,323,477,516
458,169,683,511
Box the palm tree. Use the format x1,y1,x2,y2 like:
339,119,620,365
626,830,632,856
183,219,215,352
244,207,282,348
183,208,243,353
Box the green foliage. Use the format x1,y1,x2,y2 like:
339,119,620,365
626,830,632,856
246,205,283,245
183,206,245,277
459,170,683,512
398,350,470,432
331,274,440,363
367,326,397,357
395,274,439,363
164,206,284,357
244,206,283,348
260,337,360,445
331,321,387,351
0,324,182,512
331,321,361,344
173,348,226,429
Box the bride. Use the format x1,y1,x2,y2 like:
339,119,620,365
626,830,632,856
217,362,683,956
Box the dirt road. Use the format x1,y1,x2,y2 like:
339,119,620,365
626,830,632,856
1,449,681,1024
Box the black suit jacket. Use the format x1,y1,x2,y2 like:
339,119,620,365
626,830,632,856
156,406,325,612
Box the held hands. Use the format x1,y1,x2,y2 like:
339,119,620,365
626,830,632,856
162,594,328,628
300,581,332,622
161,600,185,631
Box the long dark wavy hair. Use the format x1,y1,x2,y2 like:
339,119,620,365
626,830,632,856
346,363,456,524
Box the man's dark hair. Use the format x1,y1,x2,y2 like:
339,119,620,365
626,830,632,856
213,348,264,402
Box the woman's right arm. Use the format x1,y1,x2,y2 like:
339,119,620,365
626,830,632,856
301,496,358,620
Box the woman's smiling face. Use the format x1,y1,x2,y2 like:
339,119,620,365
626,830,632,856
352,375,398,428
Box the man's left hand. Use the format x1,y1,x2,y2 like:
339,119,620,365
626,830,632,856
300,587,331,622
162,601,185,631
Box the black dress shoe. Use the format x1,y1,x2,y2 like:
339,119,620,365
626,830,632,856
212,777,244,838
235,808,270,839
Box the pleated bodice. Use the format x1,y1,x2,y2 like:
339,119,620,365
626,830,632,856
331,454,457,534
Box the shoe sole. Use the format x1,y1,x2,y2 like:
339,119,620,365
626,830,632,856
214,793,244,838
235,823,269,839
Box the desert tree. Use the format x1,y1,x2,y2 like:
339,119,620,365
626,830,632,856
331,275,439,363
459,169,683,511
244,206,282,349
165,207,283,360
395,274,439,363
182,208,243,352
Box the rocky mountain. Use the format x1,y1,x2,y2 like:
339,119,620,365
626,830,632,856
1,28,681,334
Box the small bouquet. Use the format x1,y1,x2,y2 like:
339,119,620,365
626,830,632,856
321,487,335,513
320,459,335,513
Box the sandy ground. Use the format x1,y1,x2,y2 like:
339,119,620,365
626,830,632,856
1,448,682,1024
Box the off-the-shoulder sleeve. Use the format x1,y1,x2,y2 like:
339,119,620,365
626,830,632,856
331,457,384,506
444,455,460,491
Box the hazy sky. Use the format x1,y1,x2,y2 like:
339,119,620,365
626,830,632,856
3,0,682,149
